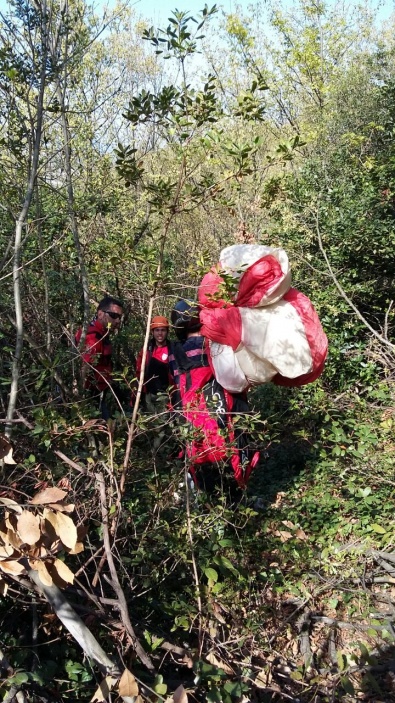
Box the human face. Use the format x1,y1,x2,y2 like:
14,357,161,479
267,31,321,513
153,327,168,346
98,304,123,332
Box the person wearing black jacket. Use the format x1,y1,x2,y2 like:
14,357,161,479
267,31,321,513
134,316,173,451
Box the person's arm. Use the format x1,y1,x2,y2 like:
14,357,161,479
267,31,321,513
167,346,179,409
82,331,102,365
135,347,143,378
130,347,144,407
81,331,112,389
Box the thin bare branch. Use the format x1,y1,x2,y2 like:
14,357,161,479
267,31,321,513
96,471,155,672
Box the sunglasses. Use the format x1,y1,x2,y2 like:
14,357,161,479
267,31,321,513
104,311,122,320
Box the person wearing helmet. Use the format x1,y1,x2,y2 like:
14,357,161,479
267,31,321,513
169,299,259,500
170,300,202,343
133,316,173,452
135,316,171,401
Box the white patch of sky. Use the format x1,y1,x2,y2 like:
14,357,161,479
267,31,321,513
0,0,393,24
129,0,393,26
126,0,394,82
131,0,237,26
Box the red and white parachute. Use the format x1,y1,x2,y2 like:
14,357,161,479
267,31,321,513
198,244,328,393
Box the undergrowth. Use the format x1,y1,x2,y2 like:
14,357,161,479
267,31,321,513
1,378,394,702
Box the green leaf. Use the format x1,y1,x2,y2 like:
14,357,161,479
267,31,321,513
358,642,370,662
212,555,239,576
30,670,45,685
341,675,355,696
155,683,168,695
10,672,29,685
218,539,234,547
370,523,386,534
363,671,383,695
204,567,219,582
382,628,395,641
367,628,378,637
337,652,347,672
143,630,152,646
194,660,226,681
358,487,371,498
223,680,244,696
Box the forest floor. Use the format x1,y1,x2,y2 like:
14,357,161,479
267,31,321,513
1,384,394,702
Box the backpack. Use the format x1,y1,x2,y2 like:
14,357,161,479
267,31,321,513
171,340,259,488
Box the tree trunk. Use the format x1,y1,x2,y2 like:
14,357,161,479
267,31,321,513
5,1,48,437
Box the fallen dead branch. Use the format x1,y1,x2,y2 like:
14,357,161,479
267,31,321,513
28,566,120,676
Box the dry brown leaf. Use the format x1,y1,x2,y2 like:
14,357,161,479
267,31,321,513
118,668,139,697
43,510,77,550
40,521,61,556
49,539,62,554
38,544,48,557
31,487,67,505
281,520,295,529
255,670,268,689
172,684,188,703
273,491,285,508
48,558,74,586
181,654,194,668
0,559,25,575
211,602,227,624
3,447,16,465
6,528,23,550
17,511,41,545
29,558,53,586
275,530,293,543
5,514,22,549
0,434,11,460
5,513,19,534
57,477,72,491
47,502,75,513
90,675,118,702
55,512,78,550
212,610,226,624
0,497,22,514
77,524,88,541
67,541,84,555
42,511,58,542
206,652,233,675
295,528,308,541
0,578,8,596
44,510,58,533
0,543,14,558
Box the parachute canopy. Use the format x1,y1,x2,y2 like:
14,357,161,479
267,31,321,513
198,244,328,392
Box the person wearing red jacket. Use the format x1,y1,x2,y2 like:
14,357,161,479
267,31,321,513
134,316,173,451
135,316,172,410
169,299,259,499
75,296,123,419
